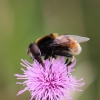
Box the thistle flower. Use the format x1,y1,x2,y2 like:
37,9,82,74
15,57,85,100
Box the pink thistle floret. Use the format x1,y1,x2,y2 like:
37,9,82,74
15,57,85,100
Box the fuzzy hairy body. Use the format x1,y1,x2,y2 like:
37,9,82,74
27,33,89,66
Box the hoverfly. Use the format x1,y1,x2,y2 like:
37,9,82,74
27,33,90,67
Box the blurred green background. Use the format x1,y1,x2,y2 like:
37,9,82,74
0,0,100,100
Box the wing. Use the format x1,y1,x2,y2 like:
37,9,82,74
49,35,70,47
64,35,90,43
49,34,90,47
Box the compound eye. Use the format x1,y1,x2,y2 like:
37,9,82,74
33,44,39,52
30,43,41,56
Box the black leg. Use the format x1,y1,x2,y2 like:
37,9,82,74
65,58,69,64
67,61,72,66
44,55,48,60
67,56,75,66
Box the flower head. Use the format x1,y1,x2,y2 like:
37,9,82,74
15,57,84,100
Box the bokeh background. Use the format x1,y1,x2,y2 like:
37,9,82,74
0,0,100,100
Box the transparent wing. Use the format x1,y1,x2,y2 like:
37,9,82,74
49,34,90,47
65,35,90,43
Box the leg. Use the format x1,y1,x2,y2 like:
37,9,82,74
65,58,69,64
67,56,75,66
44,55,49,60
54,50,73,65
